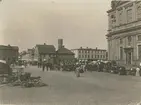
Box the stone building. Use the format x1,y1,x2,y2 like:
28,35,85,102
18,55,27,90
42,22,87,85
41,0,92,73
0,45,19,64
71,47,107,61
106,0,141,66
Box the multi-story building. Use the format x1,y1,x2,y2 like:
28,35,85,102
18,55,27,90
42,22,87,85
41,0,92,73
71,47,107,61
0,45,19,64
106,0,141,66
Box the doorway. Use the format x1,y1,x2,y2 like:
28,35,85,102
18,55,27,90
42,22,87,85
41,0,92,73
126,52,132,65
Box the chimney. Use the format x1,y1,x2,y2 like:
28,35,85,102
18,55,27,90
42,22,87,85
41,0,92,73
96,47,98,50
44,43,46,45
58,39,63,49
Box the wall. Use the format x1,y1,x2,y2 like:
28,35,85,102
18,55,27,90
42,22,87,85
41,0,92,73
0,48,18,64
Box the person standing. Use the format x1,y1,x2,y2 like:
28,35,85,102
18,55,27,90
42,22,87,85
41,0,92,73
42,59,46,72
136,66,140,77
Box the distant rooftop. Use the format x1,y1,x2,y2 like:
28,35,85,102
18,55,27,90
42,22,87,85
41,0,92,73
57,47,74,55
0,45,19,50
72,47,106,51
35,44,56,54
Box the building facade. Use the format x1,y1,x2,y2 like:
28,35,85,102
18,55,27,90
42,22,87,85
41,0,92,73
71,47,107,61
107,1,141,66
34,43,56,64
0,45,19,64
56,39,75,65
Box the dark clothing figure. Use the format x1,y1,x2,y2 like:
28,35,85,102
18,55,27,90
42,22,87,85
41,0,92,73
42,61,46,71
97,62,104,72
42,61,52,71
38,62,42,68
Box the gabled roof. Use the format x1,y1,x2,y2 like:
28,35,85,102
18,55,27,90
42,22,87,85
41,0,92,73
36,44,56,54
0,45,19,50
57,47,74,55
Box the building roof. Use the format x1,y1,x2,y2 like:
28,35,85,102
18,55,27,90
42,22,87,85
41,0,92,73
0,45,19,50
57,47,74,55
36,44,56,54
71,48,106,51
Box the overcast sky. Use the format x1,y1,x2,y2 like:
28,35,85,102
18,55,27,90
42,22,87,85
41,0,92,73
0,0,111,51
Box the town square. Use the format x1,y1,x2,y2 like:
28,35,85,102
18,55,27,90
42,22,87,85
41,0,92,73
0,0,141,105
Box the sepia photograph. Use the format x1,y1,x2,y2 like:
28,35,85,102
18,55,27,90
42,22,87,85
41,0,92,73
0,0,141,105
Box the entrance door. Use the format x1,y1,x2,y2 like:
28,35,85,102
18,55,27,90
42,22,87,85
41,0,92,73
126,52,132,65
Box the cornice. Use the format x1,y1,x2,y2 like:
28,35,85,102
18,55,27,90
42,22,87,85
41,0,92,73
124,2,133,9
106,25,141,37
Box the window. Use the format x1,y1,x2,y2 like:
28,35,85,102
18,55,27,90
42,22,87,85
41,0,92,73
111,14,116,26
101,55,103,59
127,9,132,23
128,36,132,46
79,50,81,53
138,45,141,59
91,55,93,59
79,55,81,58
120,47,123,60
120,38,123,44
137,5,141,20
119,10,123,24
85,55,87,58
88,55,89,59
138,35,141,41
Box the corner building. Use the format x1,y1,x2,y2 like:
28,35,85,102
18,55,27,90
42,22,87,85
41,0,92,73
107,0,141,66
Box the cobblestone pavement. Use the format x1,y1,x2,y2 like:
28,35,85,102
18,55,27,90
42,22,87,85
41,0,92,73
0,66,141,105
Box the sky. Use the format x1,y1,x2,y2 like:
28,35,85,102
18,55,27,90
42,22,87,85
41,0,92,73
0,0,111,51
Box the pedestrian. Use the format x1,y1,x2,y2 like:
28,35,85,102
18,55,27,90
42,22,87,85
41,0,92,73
136,66,140,77
42,59,46,72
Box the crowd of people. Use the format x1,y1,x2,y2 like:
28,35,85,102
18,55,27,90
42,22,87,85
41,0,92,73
8,59,141,77
73,60,141,77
